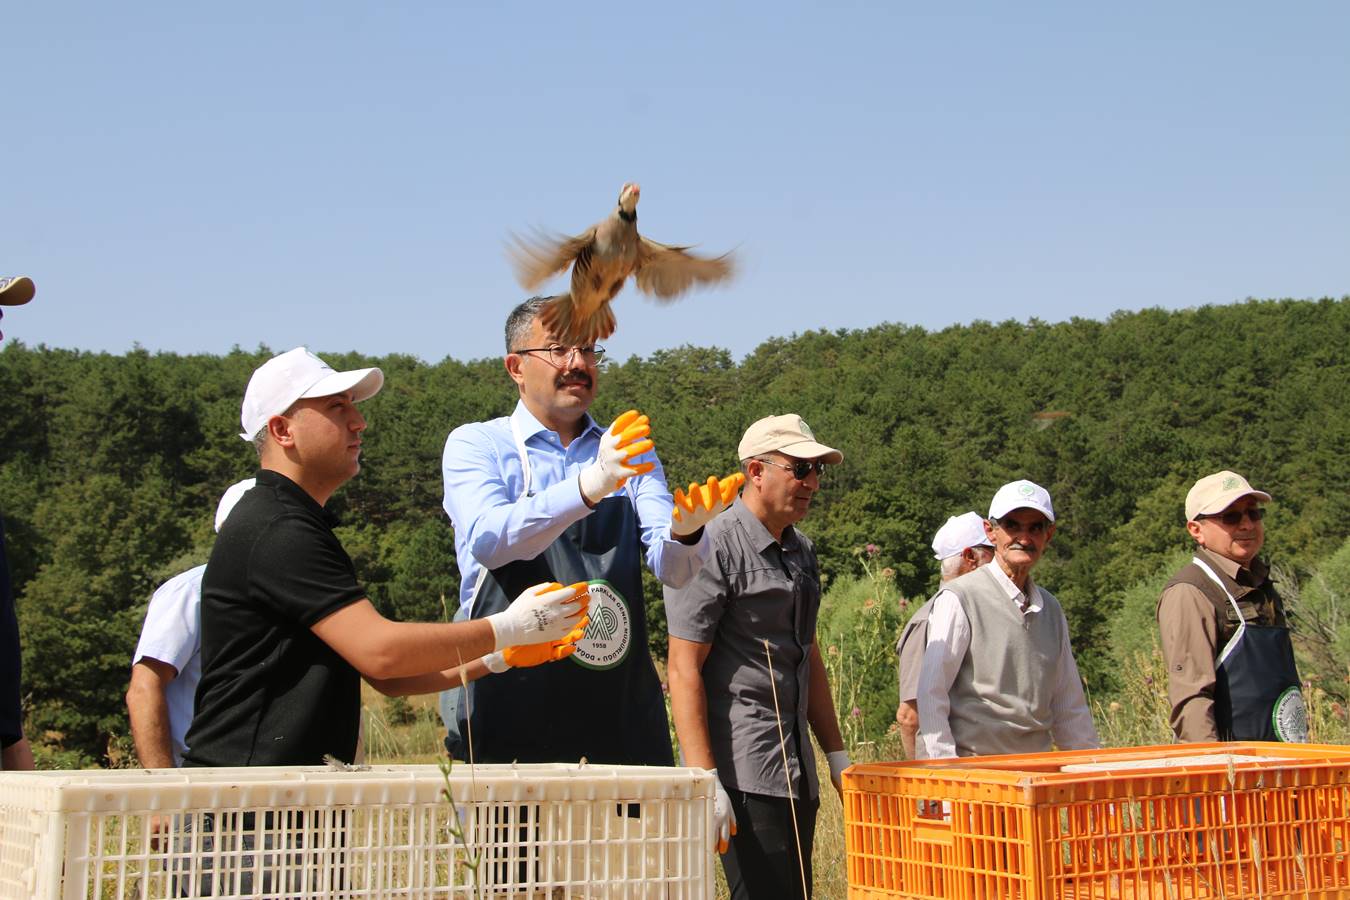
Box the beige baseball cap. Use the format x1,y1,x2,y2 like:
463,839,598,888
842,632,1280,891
1185,470,1271,521
0,275,35,306
737,414,843,464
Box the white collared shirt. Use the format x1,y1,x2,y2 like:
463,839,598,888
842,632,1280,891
915,562,1098,759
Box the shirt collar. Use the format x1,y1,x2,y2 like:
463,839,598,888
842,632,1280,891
730,496,801,555
254,468,340,527
510,399,600,443
985,560,1044,614
1196,546,1269,587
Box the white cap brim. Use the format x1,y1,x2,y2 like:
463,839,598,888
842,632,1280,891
298,367,383,404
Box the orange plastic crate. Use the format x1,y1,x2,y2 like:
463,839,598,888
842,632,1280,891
844,742,1350,899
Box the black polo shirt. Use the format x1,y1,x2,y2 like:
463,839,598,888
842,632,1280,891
184,470,366,767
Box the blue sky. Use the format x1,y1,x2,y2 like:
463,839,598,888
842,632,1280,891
4,2,1347,364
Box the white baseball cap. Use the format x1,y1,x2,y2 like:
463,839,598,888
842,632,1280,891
238,347,383,441
988,479,1055,523
931,512,993,560
214,478,256,532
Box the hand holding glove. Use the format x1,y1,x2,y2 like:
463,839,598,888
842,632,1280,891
579,410,655,505
711,770,738,854
670,472,745,538
485,582,589,651
827,749,852,796
483,618,591,673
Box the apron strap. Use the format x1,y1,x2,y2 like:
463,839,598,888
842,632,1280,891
1191,555,1246,667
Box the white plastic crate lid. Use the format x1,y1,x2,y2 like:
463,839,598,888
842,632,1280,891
0,763,714,813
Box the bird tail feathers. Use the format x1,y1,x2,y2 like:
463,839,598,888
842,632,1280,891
540,294,617,346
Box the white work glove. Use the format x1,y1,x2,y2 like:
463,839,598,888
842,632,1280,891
827,749,852,795
670,473,744,538
711,770,738,854
579,410,654,505
481,618,590,674
485,582,589,652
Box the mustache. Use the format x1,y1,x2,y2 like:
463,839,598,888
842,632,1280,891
1008,543,1035,552
555,372,592,389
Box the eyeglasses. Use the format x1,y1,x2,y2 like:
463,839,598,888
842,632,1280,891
514,344,606,367
756,458,827,481
1196,506,1265,527
990,516,1050,536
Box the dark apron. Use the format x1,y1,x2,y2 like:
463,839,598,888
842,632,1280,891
443,423,672,766
1194,557,1308,742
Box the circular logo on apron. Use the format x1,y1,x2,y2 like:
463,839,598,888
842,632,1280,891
1272,686,1309,743
571,580,632,671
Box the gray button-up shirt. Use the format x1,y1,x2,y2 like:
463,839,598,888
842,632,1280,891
664,498,822,799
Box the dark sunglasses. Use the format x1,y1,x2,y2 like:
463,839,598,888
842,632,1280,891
990,516,1050,536
757,458,827,481
1196,506,1265,527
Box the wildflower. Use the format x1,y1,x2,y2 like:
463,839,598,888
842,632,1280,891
1331,702,1345,720
1109,702,1121,713
865,543,880,557
851,706,862,718
880,567,894,579
827,645,839,656
863,597,876,610
898,598,909,610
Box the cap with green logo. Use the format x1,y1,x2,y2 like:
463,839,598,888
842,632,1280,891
1185,470,1271,522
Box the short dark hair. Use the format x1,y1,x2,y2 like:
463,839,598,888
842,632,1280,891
505,296,553,354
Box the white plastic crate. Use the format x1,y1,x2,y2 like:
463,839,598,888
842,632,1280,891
0,762,714,899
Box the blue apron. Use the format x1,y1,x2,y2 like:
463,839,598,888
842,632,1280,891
443,418,673,766
1193,556,1308,742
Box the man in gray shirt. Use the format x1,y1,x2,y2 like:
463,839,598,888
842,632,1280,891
665,414,849,900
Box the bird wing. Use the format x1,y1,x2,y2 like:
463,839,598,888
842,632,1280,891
507,227,599,291
633,237,736,302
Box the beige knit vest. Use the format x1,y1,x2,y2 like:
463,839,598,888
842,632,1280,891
946,564,1067,757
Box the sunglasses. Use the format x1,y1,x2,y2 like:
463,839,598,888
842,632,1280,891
1195,506,1265,527
756,458,827,481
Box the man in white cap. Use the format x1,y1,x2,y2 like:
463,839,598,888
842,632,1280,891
666,414,849,900
916,479,1098,759
126,479,256,769
183,347,589,768
894,512,994,759
1157,470,1305,743
0,275,36,770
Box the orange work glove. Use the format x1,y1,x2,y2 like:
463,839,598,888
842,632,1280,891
671,472,744,538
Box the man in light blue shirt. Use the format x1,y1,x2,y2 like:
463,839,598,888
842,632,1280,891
440,296,734,765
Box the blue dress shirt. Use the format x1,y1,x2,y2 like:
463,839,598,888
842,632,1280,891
441,400,710,615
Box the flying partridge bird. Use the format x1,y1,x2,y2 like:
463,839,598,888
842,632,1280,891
508,183,735,346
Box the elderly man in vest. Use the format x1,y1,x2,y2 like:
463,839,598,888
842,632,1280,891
1157,470,1307,743
915,480,1099,758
